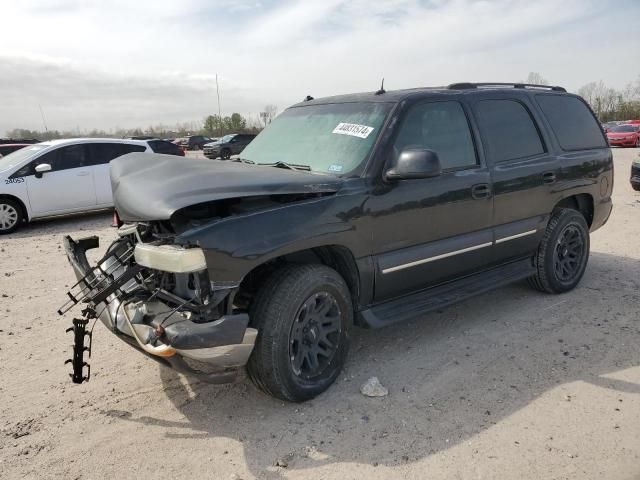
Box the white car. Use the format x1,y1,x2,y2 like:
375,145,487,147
0,138,175,234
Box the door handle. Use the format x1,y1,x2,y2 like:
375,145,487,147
471,183,491,199
76,171,90,176
543,171,556,184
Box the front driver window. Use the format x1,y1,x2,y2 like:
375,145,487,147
393,101,478,170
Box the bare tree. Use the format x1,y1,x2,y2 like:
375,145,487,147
523,72,549,85
260,105,278,127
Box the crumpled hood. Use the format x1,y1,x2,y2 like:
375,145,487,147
110,153,342,221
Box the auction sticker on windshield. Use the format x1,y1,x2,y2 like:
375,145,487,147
332,123,374,139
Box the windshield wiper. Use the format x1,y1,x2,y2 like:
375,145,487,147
234,157,255,164
263,161,311,171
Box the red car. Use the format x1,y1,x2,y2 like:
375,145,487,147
0,143,30,157
606,124,640,148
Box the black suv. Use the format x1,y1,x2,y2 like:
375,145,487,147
203,133,256,159
175,135,212,151
632,155,640,191
61,82,613,402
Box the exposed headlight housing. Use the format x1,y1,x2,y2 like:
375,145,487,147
134,244,207,273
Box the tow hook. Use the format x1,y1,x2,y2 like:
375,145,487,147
65,306,95,384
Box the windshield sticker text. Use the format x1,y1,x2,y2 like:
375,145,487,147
328,164,344,173
332,123,374,139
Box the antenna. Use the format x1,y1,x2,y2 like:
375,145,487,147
375,78,385,95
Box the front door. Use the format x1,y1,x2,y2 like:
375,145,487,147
25,144,96,215
366,99,494,302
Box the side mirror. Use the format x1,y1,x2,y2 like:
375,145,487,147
385,148,442,181
34,163,52,178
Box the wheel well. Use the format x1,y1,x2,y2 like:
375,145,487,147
554,194,593,227
236,246,360,312
0,194,28,222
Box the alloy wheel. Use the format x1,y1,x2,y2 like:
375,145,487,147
0,203,19,231
553,224,585,282
289,291,342,380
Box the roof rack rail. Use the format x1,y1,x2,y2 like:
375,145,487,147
447,82,566,92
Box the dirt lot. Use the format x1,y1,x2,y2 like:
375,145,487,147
1,149,639,480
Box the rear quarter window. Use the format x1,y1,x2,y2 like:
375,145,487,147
535,95,607,151
474,99,545,162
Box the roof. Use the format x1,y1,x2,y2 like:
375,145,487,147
38,138,150,147
291,82,570,108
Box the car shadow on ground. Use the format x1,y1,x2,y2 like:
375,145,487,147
5,210,113,240
106,251,640,478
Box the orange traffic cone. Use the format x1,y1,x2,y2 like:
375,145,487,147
111,210,121,228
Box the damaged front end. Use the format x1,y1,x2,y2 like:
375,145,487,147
59,222,256,384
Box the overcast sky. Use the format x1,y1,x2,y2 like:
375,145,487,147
1,0,639,135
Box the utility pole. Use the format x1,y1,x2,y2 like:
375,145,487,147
216,74,222,137
38,104,49,135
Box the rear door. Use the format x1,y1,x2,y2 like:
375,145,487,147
89,143,147,205
470,95,557,263
368,99,494,301
25,144,96,215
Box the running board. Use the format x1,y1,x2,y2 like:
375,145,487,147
358,258,535,329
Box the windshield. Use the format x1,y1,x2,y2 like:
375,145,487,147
241,102,392,175
0,145,45,172
610,125,637,133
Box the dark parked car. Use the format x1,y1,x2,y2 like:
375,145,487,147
174,135,212,151
203,133,256,159
0,138,39,145
147,139,185,156
0,144,30,158
631,156,640,191
61,82,612,402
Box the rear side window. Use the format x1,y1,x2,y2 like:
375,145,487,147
88,143,146,165
475,100,544,162
149,140,181,155
535,95,607,150
393,101,478,170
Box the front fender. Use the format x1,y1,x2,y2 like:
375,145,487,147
176,191,370,283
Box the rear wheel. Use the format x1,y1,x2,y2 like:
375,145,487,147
247,264,352,402
0,198,23,234
528,208,590,293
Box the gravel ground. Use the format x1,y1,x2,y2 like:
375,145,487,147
1,148,639,480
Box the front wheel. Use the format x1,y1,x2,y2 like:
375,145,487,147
528,208,590,293
221,148,231,160
0,198,23,234
247,264,352,402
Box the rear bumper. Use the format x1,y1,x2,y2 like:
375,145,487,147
62,235,256,383
591,196,613,232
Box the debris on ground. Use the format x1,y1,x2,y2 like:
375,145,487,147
360,377,389,397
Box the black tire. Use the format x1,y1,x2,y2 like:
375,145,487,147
221,148,231,160
528,208,590,294
636,137,640,148
632,183,640,191
0,198,23,234
247,264,352,402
